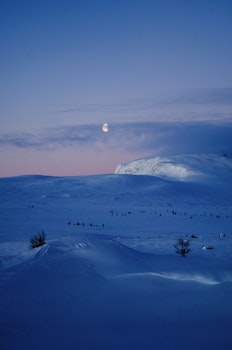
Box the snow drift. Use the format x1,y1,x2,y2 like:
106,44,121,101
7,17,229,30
115,153,232,182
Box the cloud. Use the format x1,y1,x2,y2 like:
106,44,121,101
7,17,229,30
167,88,232,106
0,125,100,150
56,101,157,113
53,87,232,125
110,121,232,156
0,133,41,149
1,121,232,158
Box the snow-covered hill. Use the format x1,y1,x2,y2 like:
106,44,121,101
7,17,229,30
0,168,232,349
115,153,232,182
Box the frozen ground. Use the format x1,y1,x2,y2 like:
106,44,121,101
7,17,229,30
0,155,232,349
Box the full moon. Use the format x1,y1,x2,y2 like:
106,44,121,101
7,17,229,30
102,123,109,133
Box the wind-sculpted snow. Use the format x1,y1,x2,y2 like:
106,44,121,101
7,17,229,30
115,153,232,182
0,242,48,271
114,271,232,285
0,170,232,350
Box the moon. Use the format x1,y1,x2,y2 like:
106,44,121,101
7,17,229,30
102,123,109,133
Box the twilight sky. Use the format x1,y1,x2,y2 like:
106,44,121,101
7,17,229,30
1,0,232,177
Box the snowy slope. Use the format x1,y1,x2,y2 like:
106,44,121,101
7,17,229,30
115,153,232,182
0,167,232,349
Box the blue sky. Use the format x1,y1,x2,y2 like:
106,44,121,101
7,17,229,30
0,0,232,176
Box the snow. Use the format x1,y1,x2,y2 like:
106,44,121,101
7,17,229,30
115,153,232,182
0,155,232,349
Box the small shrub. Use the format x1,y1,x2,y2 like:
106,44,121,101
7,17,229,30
173,237,190,257
30,230,46,249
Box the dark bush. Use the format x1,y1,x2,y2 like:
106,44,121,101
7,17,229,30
30,230,46,249
173,237,190,257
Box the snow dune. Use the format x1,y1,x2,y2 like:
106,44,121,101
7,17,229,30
0,154,232,349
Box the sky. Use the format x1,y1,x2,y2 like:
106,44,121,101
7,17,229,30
0,0,232,177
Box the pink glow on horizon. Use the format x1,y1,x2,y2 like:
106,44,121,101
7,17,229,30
0,146,146,178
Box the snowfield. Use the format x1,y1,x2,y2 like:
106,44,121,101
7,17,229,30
0,154,232,349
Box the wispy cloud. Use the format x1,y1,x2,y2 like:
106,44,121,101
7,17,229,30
0,133,42,149
53,87,232,124
166,88,232,106
0,125,100,150
56,101,156,114
1,121,232,157
111,121,232,156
